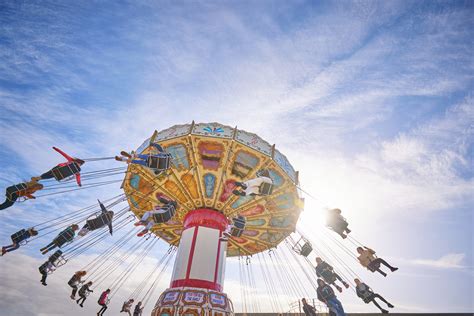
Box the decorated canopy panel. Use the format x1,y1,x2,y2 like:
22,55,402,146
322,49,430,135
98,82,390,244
123,122,304,257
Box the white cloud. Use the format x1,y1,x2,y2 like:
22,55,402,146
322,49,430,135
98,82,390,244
412,253,466,269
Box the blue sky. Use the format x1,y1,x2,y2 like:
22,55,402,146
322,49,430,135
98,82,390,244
0,0,473,315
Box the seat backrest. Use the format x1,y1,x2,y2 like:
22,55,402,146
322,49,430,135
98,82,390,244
259,182,273,195
52,163,81,180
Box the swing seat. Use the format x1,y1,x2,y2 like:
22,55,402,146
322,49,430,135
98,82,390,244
49,250,67,267
300,242,313,257
11,229,28,245
86,212,114,230
152,204,177,224
55,230,75,247
367,260,380,272
6,183,27,200
230,216,246,237
52,163,81,181
146,153,172,171
258,182,273,195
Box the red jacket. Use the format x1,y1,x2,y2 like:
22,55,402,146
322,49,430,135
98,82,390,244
53,147,82,186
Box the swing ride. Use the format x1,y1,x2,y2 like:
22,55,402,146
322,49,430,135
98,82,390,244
0,121,398,316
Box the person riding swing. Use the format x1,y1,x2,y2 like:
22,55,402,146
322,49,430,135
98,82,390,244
233,169,274,197
326,208,351,239
220,215,246,241
40,224,79,254
37,147,85,186
315,257,349,292
116,142,171,175
78,200,114,237
2,227,38,255
135,197,178,237
0,178,44,210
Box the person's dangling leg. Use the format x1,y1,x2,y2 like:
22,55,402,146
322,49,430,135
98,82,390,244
4,243,20,253
40,170,55,180
374,258,398,272
40,272,48,286
71,286,78,298
373,293,394,308
0,193,18,210
40,241,55,253
370,297,388,313
141,212,152,222
334,273,349,288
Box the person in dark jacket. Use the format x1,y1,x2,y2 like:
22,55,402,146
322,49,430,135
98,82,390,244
133,302,143,316
355,278,393,313
326,208,351,239
68,270,87,299
39,261,54,286
97,289,111,315
38,250,64,286
38,147,84,186
76,281,94,307
302,298,317,316
316,279,346,316
2,227,38,255
40,224,78,254
0,179,43,210
315,257,349,292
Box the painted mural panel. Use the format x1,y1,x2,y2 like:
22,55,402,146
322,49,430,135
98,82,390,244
181,174,199,199
198,142,224,170
230,150,259,178
203,173,216,198
235,130,272,156
273,149,297,182
167,144,190,170
219,180,237,202
192,122,234,139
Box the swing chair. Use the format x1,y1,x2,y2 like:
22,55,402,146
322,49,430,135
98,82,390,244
230,216,246,237
291,236,313,257
152,201,177,224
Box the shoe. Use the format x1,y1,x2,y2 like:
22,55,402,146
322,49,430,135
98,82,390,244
115,156,123,162
1,247,6,256
343,282,349,288
80,304,83,308
70,295,75,299
341,234,347,239
134,221,144,226
388,304,394,308
121,151,132,158
346,229,351,233
41,249,49,255
336,285,342,293
233,190,245,196
137,230,148,237
391,267,398,272
41,281,47,286
31,176,41,182
381,309,389,314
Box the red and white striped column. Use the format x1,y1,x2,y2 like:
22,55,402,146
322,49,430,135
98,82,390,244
170,208,228,292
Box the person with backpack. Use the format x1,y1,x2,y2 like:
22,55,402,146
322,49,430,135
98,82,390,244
97,289,111,315
68,271,87,299
355,278,394,313
1,227,38,255
76,281,93,307
38,147,85,186
0,178,43,210
316,279,346,316
40,224,78,254
120,298,135,315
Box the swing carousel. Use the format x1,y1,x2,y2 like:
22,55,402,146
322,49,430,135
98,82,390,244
121,122,304,316
1,121,398,316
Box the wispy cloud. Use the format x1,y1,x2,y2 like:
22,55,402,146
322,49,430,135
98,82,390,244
412,253,467,269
